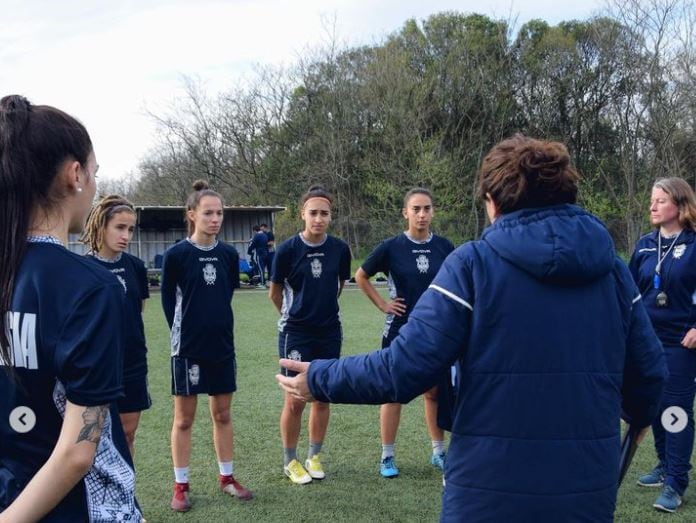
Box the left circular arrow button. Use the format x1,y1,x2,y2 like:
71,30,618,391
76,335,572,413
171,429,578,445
9,406,36,433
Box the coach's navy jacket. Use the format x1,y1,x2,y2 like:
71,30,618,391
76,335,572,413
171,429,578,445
308,204,666,522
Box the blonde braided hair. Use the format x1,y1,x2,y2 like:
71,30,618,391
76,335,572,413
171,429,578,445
80,194,136,254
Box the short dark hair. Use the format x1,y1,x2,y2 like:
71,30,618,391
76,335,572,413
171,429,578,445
477,134,579,214
252,224,261,232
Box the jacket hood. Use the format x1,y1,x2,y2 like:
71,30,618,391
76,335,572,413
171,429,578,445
481,204,615,285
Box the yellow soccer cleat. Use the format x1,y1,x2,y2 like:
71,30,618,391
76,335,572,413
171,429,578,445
284,459,312,485
305,453,326,480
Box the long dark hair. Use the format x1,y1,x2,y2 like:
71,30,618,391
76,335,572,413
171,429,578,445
0,95,92,365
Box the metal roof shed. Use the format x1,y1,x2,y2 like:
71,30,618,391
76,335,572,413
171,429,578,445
68,204,286,268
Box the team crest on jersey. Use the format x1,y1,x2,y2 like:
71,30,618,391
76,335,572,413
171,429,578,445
188,364,200,386
310,258,322,278
116,274,127,294
416,254,430,274
673,244,686,259
203,263,217,285
288,350,302,361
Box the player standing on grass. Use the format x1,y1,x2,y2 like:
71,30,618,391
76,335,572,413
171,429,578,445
261,223,275,278
81,195,151,460
630,177,696,513
161,180,252,512
355,188,454,478
247,224,269,288
0,95,141,522
269,184,351,484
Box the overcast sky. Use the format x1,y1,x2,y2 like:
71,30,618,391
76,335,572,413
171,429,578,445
1,0,605,180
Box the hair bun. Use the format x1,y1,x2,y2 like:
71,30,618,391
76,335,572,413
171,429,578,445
0,95,32,145
192,179,210,191
0,94,31,114
308,184,326,192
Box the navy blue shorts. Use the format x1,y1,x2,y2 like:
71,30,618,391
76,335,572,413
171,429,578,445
117,376,152,413
279,327,342,377
171,356,237,396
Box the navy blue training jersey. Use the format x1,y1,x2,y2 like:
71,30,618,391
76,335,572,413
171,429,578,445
271,234,351,332
85,252,149,381
248,231,269,256
0,242,140,522
161,239,240,362
361,233,455,333
629,228,696,347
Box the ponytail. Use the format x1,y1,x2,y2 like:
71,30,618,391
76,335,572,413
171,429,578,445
0,95,92,365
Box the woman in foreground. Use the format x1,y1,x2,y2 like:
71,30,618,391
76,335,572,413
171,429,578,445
0,95,141,522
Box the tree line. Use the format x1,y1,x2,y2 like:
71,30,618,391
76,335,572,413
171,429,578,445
111,0,696,255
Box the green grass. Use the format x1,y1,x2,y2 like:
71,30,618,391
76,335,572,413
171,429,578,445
137,288,443,521
136,288,695,522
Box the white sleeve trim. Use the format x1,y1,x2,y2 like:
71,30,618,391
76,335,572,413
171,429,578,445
429,284,473,311
632,294,641,304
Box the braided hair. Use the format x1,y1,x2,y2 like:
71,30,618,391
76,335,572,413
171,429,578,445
81,194,136,254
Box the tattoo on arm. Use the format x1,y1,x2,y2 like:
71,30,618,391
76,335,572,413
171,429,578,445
76,405,108,444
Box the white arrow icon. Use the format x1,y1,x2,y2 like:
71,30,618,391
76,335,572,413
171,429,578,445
661,406,688,434
9,406,36,433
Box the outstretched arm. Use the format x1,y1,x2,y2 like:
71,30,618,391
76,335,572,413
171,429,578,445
279,251,473,406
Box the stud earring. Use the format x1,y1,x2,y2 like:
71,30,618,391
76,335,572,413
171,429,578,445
76,187,83,193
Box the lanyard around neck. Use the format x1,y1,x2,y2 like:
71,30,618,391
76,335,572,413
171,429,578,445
655,231,682,275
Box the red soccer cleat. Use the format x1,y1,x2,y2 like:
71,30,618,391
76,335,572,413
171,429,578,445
219,474,253,501
170,482,191,512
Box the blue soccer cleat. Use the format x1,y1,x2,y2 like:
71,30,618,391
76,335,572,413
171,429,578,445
380,456,399,478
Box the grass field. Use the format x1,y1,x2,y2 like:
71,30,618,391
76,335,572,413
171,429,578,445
135,287,694,522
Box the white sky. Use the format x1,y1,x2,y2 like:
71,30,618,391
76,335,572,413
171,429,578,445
1,0,604,180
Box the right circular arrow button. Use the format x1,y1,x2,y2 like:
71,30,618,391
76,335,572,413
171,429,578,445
661,406,688,434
